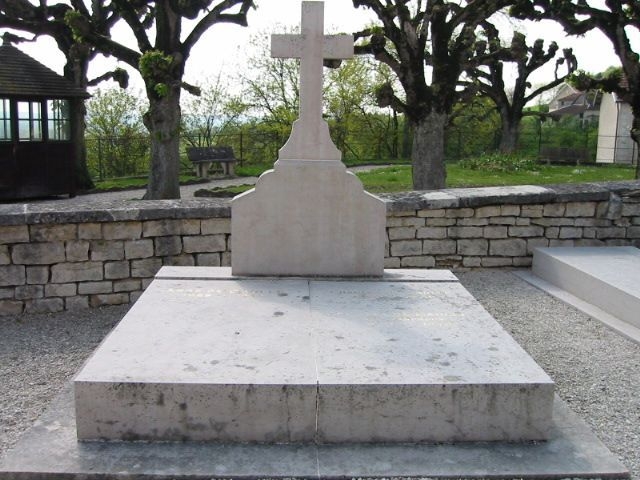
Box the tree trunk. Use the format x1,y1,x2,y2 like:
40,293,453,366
68,55,94,191
499,120,520,154
631,113,640,180
144,88,182,199
411,112,447,190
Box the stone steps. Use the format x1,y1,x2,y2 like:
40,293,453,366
532,246,640,331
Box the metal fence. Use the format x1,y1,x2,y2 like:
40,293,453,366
85,122,636,181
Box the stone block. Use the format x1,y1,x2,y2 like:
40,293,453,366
30,224,77,242
154,236,183,256
0,287,13,299
141,278,154,289
400,256,435,268
51,262,103,283
574,217,607,227
434,255,463,268
196,253,221,266
489,216,516,225
527,238,550,255
45,283,77,297
447,226,483,239
78,223,102,240
124,239,154,259
483,226,508,239
558,227,583,239
105,261,130,280
457,218,489,226
66,296,89,311
103,222,142,240
89,293,130,307
545,227,560,239
0,245,9,265
12,242,65,265
142,219,185,237
163,255,196,266
490,239,527,257
26,266,49,284
508,226,544,238
0,265,25,287
595,227,626,239
0,300,23,315
130,291,144,303
475,205,501,217
426,218,456,227
65,240,89,262
521,205,543,218
543,204,566,217
446,208,474,218
15,285,43,300
384,257,401,268
25,297,64,314
575,239,606,247
422,239,456,255
183,235,226,254
549,240,575,247
387,216,425,227
390,210,416,217
221,252,232,267
462,256,482,267
113,279,141,293
0,225,29,244
614,217,632,227
481,257,513,267
515,217,532,226
627,226,640,238
500,205,520,216
417,209,446,218
597,196,622,220
388,227,416,240
457,239,488,256
416,227,447,239
513,257,533,267
621,202,640,217
90,240,124,261
530,218,567,227
390,240,422,257
131,258,163,278
565,202,597,217
201,218,231,234
78,281,113,295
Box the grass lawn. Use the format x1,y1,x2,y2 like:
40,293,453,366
358,164,636,193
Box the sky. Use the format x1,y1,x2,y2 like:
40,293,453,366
2,0,638,98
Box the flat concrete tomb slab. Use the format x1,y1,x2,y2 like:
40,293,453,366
532,246,640,330
74,267,554,444
0,387,629,480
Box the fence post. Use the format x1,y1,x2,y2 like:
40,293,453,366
239,131,244,167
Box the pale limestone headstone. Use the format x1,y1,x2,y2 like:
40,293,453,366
231,1,385,277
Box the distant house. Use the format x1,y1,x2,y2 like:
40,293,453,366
547,83,637,165
547,84,601,123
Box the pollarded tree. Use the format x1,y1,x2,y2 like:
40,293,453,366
66,0,254,199
0,0,127,189
463,23,577,153
352,0,513,190
511,0,640,175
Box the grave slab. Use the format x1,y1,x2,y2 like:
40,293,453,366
532,246,640,330
74,267,554,443
0,386,629,479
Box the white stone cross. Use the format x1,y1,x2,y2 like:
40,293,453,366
271,1,353,160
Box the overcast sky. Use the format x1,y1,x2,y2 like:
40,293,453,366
3,0,638,97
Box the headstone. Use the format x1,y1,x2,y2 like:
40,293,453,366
231,1,386,277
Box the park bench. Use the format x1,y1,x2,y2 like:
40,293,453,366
187,146,236,178
539,146,591,165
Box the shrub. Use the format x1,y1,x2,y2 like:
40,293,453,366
458,153,537,172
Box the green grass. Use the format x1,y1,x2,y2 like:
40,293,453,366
357,164,636,193
93,174,202,191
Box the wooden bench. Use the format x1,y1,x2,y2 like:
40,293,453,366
186,146,236,178
539,146,591,165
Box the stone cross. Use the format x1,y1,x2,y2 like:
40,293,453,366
271,1,353,160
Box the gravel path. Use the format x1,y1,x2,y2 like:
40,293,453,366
0,270,638,477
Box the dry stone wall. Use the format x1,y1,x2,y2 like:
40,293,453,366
1,182,639,315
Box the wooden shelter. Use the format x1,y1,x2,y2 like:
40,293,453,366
0,38,89,200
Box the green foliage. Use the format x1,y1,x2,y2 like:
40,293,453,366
139,50,174,97
86,88,149,179
458,153,538,173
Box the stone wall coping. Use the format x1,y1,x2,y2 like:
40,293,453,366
1,181,639,225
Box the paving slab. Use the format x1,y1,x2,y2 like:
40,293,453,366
0,386,629,479
74,268,553,443
532,246,640,330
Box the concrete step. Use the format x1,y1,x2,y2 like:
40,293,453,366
532,246,640,331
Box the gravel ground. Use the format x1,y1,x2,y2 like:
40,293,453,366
0,270,638,477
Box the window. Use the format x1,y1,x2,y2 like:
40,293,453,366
17,101,42,141
47,99,71,141
0,98,10,141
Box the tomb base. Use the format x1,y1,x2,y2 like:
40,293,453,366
73,267,554,444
